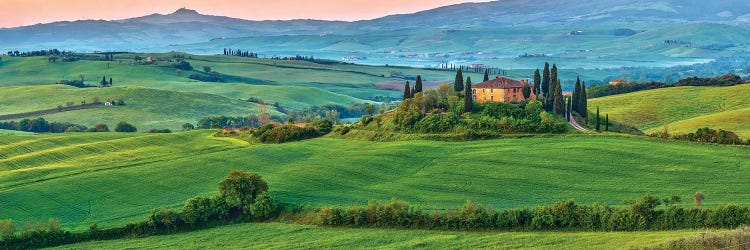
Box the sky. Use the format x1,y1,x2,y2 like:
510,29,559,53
0,0,493,28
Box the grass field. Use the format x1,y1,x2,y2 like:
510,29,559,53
0,85,278,131
51,222,709,250
589,84,750,137
1,131,749,231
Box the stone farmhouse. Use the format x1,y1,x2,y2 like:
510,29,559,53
471,76,536,103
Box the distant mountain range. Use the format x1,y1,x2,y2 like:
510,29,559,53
1,0,749,51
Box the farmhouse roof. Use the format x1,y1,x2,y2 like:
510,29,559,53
474,76,528,89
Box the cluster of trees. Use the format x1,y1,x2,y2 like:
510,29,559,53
174,61,193,71
317,195,750,232
651,127,748,145
6,49,66,57
587,74,746,98
114,122,137,133
0,118,86,133
570,77,589,120
402,75,425,100
188,71,223,82
57,80,95,88
223,49,258,58
287,103,379,124
532,63,566,116
251,120,332,143
99,76,113,87
196,114,284,130
391,82,566,135
0,171,279,249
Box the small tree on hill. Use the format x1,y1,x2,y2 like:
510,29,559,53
203,66,212,73
483,69,489,82
182,123,195,131
464,77,473,113
114,122,137,133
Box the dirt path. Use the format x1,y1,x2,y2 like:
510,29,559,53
569,116,594,133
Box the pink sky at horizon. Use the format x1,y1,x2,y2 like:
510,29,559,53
1,0,493,28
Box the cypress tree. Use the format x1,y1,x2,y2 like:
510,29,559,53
109,78,113,87
464,77,473,113
415,75,423,93
566,97,572,121
541,63,550,98
533,68,541,96
553,79,564,115
572,77,581,114
595,106,601,132
454,69,464,92
605,114,609,132
101,76,107,87
548,64,558,109
579,81,588,118
483,69,489,82
403,81,411,100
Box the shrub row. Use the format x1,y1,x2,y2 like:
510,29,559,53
650,127,749,146
316,196,750,232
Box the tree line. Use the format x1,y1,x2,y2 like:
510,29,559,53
587,73,746,98
315,194,750,232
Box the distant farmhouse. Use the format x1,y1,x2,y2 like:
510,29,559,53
472,76,535,103
609,79,628,85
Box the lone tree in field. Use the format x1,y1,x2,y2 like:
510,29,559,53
219,170,268,211
415,75,423,94
595,106,601,132
114,121,137,133
203,66,212,73
101,76,108,87
109,78,113,87
454,69,464,92
464,77,473,113
483,69,489,82
694,192,705,207
533,68,541,96
403,81,411,100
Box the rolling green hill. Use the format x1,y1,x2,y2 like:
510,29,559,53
0,85,279,131
51,222,707,250
1,131,749,231
589,84,750,137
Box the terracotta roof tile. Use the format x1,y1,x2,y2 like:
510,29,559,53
474,76,529,89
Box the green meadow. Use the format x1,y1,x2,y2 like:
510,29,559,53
589,84,750,137
51,222,708,250
2,131,749,231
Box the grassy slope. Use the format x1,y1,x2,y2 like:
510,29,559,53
0,85,277,130
1,131,749,230
589,84,750,137
51,222,706,250
0,55,483,108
